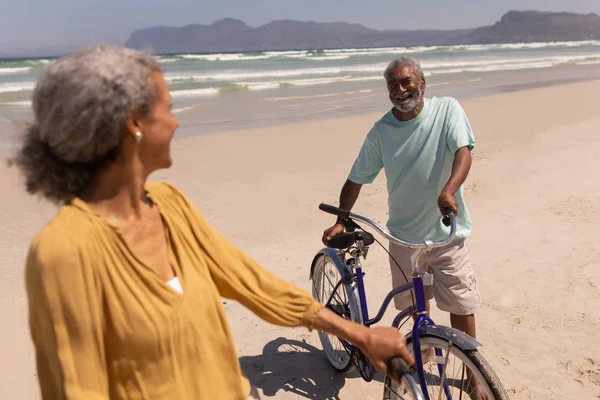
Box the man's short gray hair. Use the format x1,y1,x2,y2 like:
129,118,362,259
384,56,425,82
10,45,162,203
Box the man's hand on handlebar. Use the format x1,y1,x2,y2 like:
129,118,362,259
438,189,458,217
322,222,345,245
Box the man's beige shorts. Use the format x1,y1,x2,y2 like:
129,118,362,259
388,237,481,315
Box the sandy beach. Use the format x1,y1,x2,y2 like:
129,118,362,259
1,79,599,399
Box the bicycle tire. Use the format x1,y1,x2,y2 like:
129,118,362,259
384,336,510,400
311,253,362,372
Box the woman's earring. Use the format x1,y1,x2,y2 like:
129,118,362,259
135,131,143,143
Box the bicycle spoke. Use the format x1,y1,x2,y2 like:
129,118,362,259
458,363,465,400
436,347,452,400
322,264,348,308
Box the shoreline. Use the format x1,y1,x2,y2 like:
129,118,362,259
167,75,600,147
3,71,600,160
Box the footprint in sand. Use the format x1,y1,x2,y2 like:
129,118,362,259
563,358,600,387
549,196,600,224
465,180,485,195
583,358,600,387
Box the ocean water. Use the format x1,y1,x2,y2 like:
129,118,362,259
2,40,600,153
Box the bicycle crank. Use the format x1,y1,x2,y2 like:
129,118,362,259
352,350,375,382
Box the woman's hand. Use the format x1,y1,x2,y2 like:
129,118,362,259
358,326,414,375
313,308,414,378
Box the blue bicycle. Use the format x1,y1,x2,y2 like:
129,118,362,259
310,204,509,400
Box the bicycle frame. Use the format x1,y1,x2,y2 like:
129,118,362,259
325,248,453,400
315,207,486,399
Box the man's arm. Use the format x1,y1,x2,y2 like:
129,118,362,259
339,179,363,214
438,146,472,215
322,179,363,243
324,125,381,243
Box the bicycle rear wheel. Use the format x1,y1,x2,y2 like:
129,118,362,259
311,253,362,371
384,336,509,399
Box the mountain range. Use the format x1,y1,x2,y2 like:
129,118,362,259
125,10,600,54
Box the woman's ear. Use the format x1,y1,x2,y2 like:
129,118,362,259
124,111,143,140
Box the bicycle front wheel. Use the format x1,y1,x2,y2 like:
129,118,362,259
311,253,362,372
384,336,509,400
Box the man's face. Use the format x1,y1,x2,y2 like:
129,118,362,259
386,66,424,113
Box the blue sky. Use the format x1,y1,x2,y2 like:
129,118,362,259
1,0,599,56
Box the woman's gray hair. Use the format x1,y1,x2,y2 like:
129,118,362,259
10,45,162,203
384,56,425,82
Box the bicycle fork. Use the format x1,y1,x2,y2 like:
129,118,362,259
411,250,454,400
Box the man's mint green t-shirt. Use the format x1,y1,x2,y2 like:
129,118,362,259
348,96,475,242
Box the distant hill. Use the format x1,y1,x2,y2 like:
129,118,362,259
125,10,600,54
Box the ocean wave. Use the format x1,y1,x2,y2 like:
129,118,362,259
264,88,373,101
171,47,437,63
436,41,600,52
170,87,220,98
165,53,600,83
168,76,355,98
242,82,280,91
152,41,600,66
172,105,198,114
344,76,385,82
178,50,343,62
0,100,31,107
495,40,600,50
286,54,351,61
323,41,600,55
575,60,600,66
0,81,36,93
230,76,352,89
21,59,54,67
157,57,179,63
0,67,32,75
423,54,600,70
164,52,599,84
263,50,309,56
282,76,351,86
181,53,272,61
324,46,439,55
164,63,386,82
432,61,555,75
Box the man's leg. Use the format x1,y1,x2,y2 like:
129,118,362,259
450,313,476,339
451,313,488,399
424,238,480,329
426,239,487,399
388,244,433,314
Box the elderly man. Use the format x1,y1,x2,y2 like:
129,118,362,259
322,56,481,342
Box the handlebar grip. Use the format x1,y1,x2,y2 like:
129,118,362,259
387,357,412,380
442,211,455,227
319,203,350,219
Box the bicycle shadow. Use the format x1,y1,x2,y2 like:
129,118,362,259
239,337,385,399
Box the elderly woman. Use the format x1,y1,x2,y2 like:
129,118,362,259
11,45,413,399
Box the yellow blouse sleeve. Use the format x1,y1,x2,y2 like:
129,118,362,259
164,183,324,330
25,229,108,399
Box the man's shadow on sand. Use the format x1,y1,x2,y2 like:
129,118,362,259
239,337,385,399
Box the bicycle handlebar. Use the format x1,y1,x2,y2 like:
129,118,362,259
319,203,456,249
318,203,350,220
387,357,425,399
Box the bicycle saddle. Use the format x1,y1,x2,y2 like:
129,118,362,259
326,231,375,249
